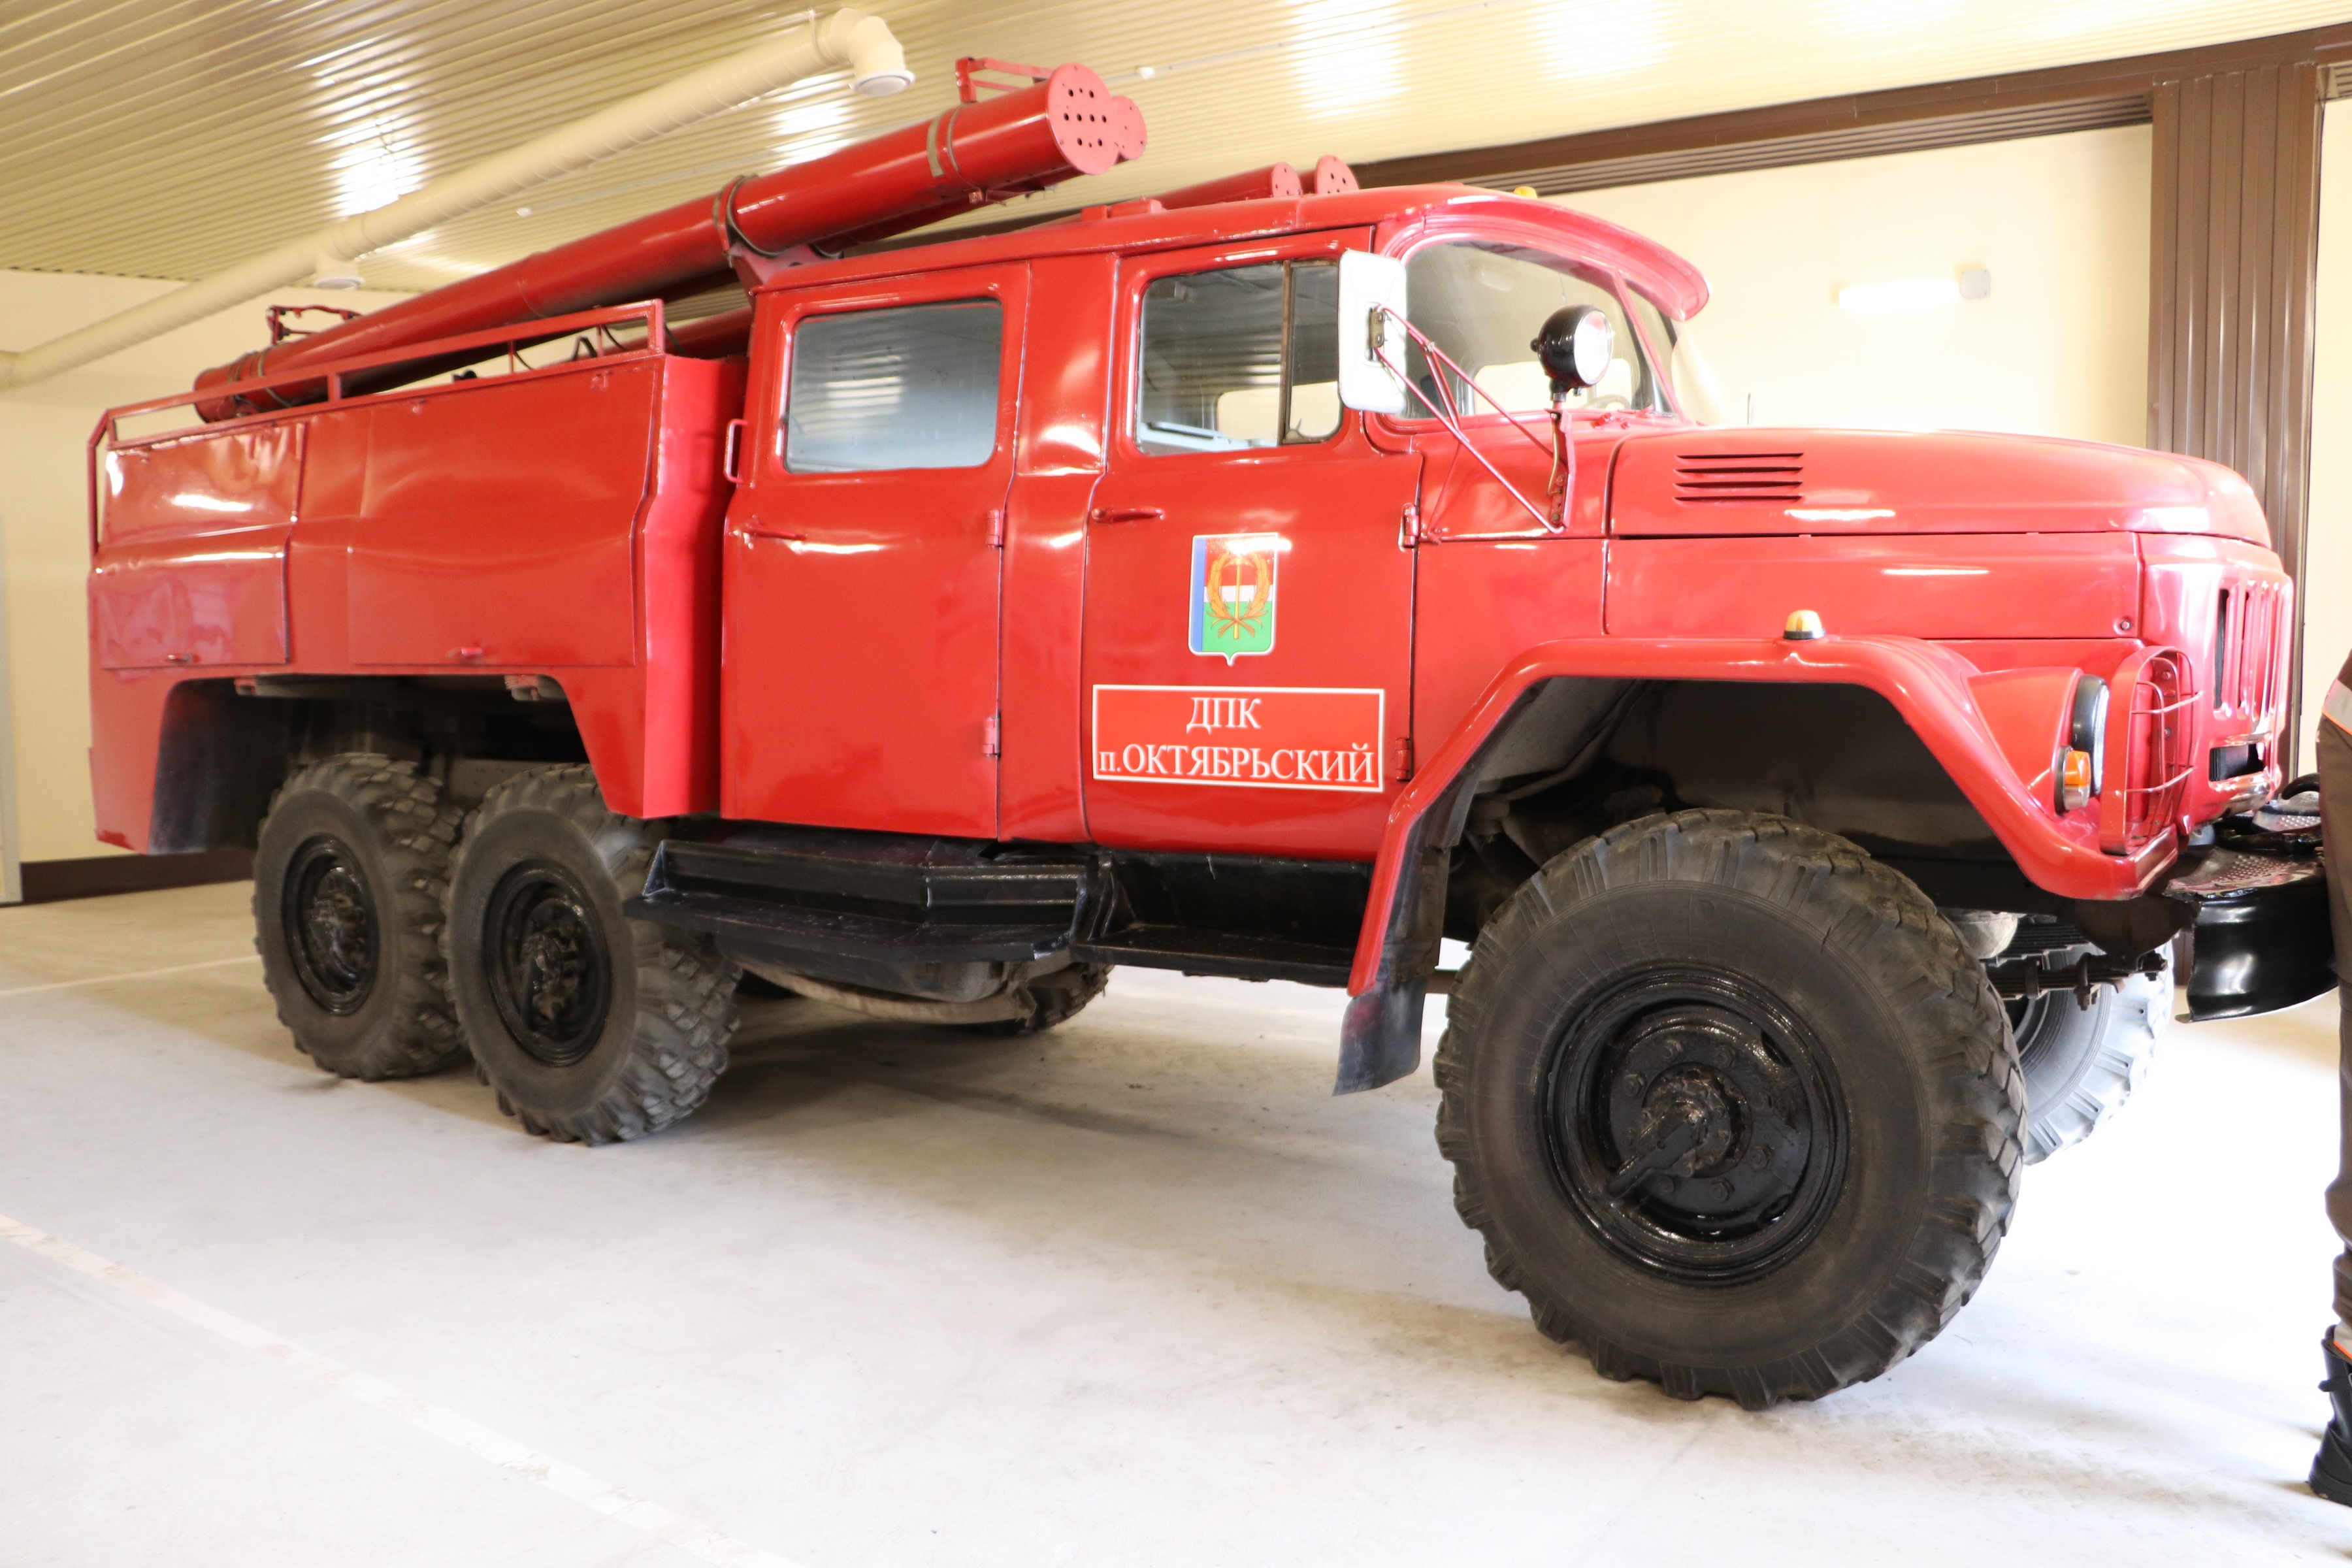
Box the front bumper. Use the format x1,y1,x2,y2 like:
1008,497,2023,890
2164,845,2335,1021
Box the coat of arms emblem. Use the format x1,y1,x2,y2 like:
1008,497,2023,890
1188,533,1280,662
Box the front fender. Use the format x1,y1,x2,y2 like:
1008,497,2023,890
1334,634,2175,1092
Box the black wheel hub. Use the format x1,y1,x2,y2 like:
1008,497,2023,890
284,835,378,1015
483,860,613,1067
1545,967,1844,1282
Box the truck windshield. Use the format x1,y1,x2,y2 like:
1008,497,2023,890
1402,241,1668,417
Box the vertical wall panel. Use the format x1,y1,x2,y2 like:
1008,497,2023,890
2299,103,2352,764
2149,61,2323,757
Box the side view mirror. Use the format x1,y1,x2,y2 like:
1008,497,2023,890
1533,304,1614,396
1336,249,1409,414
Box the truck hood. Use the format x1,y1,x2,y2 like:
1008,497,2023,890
1609,427,2268,545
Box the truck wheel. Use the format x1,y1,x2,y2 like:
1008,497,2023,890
957,962,1113,1037
253,755,466,1080
2009,947,2170,1164
1434,809,2024,1408
443,766,738,1144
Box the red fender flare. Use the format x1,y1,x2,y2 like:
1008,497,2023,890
1349,633,2174,998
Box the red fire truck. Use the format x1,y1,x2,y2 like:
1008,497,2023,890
86,58,2329,1407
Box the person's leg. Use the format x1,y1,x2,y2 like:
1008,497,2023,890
2312,723,2352,1502
2320,725,2352,1330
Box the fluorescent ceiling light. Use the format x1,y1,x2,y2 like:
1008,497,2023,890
1838,276,1961,313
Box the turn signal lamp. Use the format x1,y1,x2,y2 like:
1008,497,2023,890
2057,747,2095,814
1783,609,1825,641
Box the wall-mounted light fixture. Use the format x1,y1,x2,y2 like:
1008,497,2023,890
1838,276,1957,312
1837,269,1991,313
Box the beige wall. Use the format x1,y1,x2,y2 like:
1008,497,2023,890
0,272,408,870
1562,125,2153,445
2304,103,2352,772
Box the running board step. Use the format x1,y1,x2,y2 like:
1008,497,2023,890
1073,927,1353,986
627,826,1093,965
627,825,1370,992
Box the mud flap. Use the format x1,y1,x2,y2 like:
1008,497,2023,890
1337,981,1427,1092
1336,693,1539,1094
1335,834,1452,1094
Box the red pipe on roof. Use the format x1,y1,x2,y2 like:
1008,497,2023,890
194,64,1143,417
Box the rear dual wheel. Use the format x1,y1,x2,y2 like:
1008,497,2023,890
253,755,466,1079
442,766,738,1144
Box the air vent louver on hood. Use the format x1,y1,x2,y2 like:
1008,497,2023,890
1674,451,1804,503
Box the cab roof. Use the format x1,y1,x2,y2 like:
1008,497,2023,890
764,184,1712,321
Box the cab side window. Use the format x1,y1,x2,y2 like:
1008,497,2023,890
784,299,1002,473
1135,261,1339,455
1403,242,1665,416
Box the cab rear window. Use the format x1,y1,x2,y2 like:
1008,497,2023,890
785,300,1002,473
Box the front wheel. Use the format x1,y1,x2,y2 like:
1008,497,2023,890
2010,945,2170,1163
1435,810,2024,1407
444,766,738,1144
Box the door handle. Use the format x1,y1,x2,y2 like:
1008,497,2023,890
722,418,745,485
1089,506,1163,524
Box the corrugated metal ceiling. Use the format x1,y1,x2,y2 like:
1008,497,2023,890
5,0,2350,294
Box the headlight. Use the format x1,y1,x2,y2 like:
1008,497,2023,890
2055,674,2108,815
2069,675,2109,798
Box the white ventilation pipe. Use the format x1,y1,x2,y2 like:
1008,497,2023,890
0,7,910,391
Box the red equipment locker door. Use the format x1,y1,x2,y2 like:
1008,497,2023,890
92,422,301,670
1081,234,1420,860
723,263,1028,838
343,361,655,669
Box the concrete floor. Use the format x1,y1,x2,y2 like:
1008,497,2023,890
2,882,2349,1566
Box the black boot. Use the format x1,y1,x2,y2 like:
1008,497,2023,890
2312,1332,2352,1504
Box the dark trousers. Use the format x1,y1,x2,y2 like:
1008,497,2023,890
2321,723,2352,1320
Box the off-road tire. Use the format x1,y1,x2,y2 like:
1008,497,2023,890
253,754,466,1079
2010,946,2170,1164
957,963,1113,1037
443,766,737,1144
1435,809,2025,1408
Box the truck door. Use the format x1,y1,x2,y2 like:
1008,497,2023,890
1082,235,1420,860
723,263,1026,838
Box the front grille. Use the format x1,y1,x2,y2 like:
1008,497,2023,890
2208,743,2263,781
2213,581,2286,722
1673,451,1803,503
